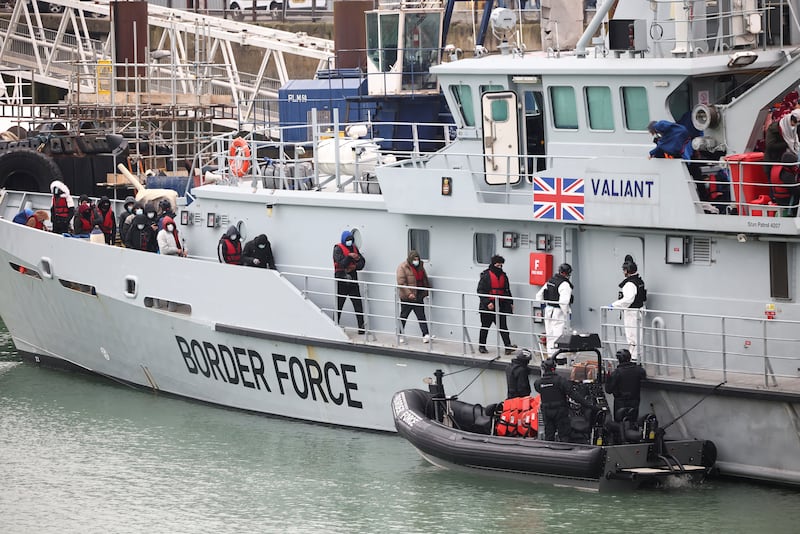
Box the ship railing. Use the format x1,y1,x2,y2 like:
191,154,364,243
280,268,563,359
644,0,773,58
188,112,453,193
600,305,800,390
712,157,800,218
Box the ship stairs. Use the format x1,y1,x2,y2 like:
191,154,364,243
0,0,335,131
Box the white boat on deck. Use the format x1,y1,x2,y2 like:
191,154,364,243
3,0,800,487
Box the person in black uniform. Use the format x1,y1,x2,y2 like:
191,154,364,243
242,234,276,269
605,349,647,421
506,349,532,399
534,357,593,442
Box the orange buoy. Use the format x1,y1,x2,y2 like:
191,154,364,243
228,137,251,177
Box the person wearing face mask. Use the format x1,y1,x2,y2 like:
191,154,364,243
121,200,145,245
333,230,366,333
395,250,431,344
118,196,135,242
157,216,187,258
477,255,516,355
157,199,176,231
155,215,187,311
218,225,243,264
242,234,276,270
124,214,154,251
143,202,160,252
50,180,74,234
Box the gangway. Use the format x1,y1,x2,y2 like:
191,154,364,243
0,0,335,128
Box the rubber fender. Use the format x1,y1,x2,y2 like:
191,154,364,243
61,137,75,155
50,137,64,154
0,147,63,193
702,440,717,468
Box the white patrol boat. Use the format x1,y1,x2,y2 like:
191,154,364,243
2,0,800,487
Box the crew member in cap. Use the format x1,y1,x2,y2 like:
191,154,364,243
535,263,573,356
605,349,647,422
506,349,532,399
611,255,647,361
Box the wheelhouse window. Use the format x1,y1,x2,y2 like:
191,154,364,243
474,233,496,264
622,86,650,130
586,86,613,130
409,229,430,260
366,12,399,73
481,84,507,121
550,86,578,129
451,84,475,126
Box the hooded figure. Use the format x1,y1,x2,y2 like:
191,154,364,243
647,120,693,160
124,214,153,251
73,201,98,235
242,234,276,269
97,196,116,245
118,195,135,236
121,200,145,245
50,180,74,234
332,230,366,332
765,109,800,162
506,349,532,398
218,225,242,264
157,215,186,257
143,202,160,252
395,249,431,343
157,198,176,231
477,254,515,354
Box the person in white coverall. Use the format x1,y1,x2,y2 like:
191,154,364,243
535,263,574,356
611,256,647,361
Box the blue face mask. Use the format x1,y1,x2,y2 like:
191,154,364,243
345,239,353,247
412,260,420,267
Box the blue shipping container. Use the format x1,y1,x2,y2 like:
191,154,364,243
278,77,367,142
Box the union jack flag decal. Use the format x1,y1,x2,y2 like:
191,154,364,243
532,177,585,221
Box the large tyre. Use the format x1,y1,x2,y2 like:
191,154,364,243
229,2,244,21
0,148,62,193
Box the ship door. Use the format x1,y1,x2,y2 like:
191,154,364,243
482,91,520,185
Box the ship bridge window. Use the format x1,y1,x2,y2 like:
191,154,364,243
9,262,42,279
451,84,475,126
408,229,430,260
366,12,399,73
586,87,614,130
550,86,578,129
474,233,496,264
622,87,649,130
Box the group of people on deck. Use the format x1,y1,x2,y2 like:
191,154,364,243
648,99,800,215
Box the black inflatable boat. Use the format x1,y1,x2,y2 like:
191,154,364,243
392,335,716,492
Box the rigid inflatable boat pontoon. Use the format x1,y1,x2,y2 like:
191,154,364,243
392,334,717,492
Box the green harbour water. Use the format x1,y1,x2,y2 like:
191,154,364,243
1,318,799,534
